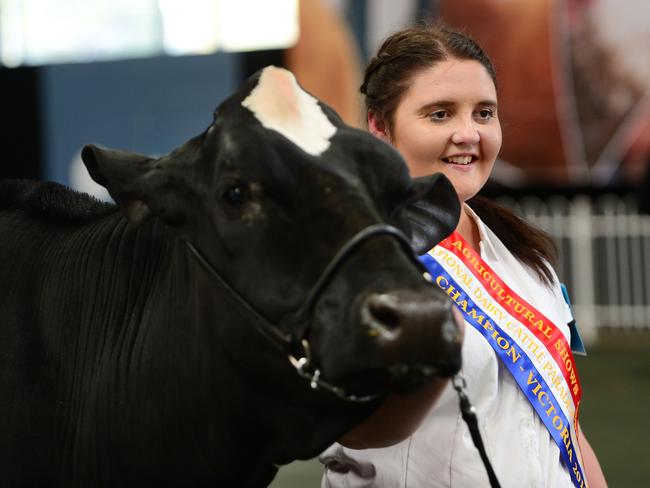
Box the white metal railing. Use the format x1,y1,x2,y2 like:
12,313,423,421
497,194,650,344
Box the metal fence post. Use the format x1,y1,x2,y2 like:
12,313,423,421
568,196,599,345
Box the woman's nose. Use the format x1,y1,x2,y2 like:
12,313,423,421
451,118,480,145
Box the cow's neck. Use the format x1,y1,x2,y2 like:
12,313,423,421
46,213,374,485
43,213,268,483
32,213,215,483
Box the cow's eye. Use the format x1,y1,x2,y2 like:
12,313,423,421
222,184,249,206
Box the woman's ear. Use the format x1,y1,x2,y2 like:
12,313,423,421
367,110,390,142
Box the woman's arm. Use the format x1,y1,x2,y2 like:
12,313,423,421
338,377,449,449
579,425,607,487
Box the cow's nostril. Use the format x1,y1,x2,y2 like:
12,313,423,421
362,294,402,340
368,298,400,330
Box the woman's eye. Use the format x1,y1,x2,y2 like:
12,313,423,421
429,110,449,121
477,109,495,120
222,185,249,205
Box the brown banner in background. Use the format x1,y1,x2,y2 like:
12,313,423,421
437,0,649,186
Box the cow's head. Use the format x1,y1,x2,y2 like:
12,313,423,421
81,66,462,401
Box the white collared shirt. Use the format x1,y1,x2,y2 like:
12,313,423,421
320,207,575,487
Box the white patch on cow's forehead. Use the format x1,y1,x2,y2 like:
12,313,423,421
241,66,336,156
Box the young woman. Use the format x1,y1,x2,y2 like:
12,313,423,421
320,25,607,487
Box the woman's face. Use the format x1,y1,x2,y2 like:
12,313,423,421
369,59,502,202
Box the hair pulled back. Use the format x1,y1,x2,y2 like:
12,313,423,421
362,24,557,285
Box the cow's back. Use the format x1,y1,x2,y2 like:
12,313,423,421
0,180,119,334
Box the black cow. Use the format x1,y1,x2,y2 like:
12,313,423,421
0,66,461,487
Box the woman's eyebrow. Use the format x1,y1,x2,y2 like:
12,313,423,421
477,99,498,107
416,99,498,116
417,100,454,115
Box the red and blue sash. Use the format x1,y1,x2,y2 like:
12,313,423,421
420,231,588,488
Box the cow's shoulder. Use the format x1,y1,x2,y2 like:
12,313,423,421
0,179,117,223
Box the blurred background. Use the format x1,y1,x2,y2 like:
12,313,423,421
1,0,648,485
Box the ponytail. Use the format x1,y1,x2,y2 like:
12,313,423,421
467,195,557,286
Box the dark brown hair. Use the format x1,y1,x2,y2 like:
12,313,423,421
362,24,557,284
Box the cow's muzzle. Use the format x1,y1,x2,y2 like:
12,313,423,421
359,289,463,392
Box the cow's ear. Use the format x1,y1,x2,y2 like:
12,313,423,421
81,144,188,226
404,173,461,254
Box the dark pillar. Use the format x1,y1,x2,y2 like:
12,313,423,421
0,67,43,179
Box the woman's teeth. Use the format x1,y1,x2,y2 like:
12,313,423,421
444,156,474,165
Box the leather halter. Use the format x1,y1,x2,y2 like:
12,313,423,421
186,223,422,402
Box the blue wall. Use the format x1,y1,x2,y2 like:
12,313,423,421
39,52,239,186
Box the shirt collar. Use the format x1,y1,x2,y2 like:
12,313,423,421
463,203,500,261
